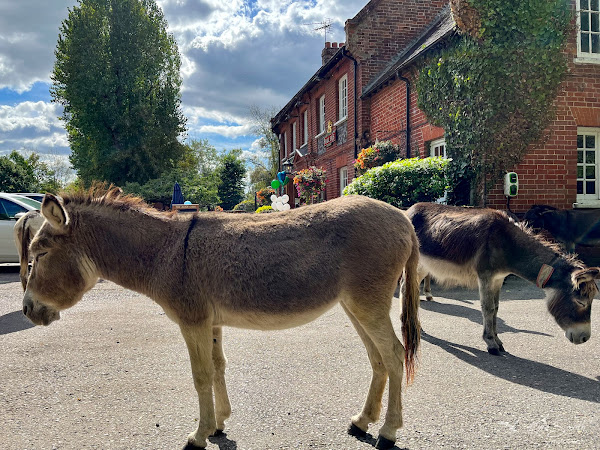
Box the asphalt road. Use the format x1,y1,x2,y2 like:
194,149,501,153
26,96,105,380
1,265,599,450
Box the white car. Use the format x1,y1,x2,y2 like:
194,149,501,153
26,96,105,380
0,193,42,263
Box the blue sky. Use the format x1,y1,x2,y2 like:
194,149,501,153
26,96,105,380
0,0,366,167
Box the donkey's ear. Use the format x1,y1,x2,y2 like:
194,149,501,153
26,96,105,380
41,194,69,230
572,267,600,288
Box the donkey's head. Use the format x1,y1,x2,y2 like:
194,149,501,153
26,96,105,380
22,194,98,326
547,267,599,345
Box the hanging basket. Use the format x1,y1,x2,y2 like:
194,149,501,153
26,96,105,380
450,0,482,38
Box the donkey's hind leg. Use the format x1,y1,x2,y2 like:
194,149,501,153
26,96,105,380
340,303,387,438
343,298,405,449
180,323,217,449
422,274,433,301
212,326,231,433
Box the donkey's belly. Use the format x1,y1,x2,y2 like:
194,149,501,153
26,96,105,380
420,255,479,289
216,299,338,330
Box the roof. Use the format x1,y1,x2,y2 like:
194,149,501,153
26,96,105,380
271,47,347,132
362,6,456,98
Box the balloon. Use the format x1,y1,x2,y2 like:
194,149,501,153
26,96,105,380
270,194,277,202
282,203,290,210
184,200,192,205
281,194,289,203
271,180,280,189
277,171,286,183
282,176,290,186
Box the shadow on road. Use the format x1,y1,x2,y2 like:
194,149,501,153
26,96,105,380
421,331,600,403
420,300,552,337
0,310,35,335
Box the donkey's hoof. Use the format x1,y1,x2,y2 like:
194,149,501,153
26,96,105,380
211,429,224,437
182,443,206,450
498,344,506,353
348,423,367,438
375,434,396,449
488,347,501,356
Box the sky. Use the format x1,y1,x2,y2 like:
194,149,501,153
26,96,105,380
0,0,367,167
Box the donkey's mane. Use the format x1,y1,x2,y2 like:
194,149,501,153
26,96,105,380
59,184,172,217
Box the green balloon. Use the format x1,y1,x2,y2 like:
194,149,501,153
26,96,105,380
282,176,290,186
271,179,281,189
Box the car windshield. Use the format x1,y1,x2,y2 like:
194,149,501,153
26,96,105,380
7,194,41,209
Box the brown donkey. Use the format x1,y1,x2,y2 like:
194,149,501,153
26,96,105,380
13,210,44,290
22,188,421,450
406,202,599,355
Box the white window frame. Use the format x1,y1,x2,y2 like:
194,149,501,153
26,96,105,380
575,127,600,207
430,137,447,158
292,121,297,152
576,0,600,63
318,95,326,135
339,166,348,195
303,109,308,145
283,131,288,158
338,74,348,121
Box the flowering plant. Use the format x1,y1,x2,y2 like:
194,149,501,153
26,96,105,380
293,166,327,204
256,186,276,205
354,140,401,175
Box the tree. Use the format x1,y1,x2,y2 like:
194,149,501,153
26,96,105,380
0,151,62,193
417,0,573,205
216,149,246,210
51,0,186,187
247,105,280,193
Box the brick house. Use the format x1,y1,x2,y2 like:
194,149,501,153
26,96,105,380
271,0,600,213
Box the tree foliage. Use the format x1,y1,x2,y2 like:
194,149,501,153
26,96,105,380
417,0,574,205
51,0,186,187
0,151,63,193
216,149,246,210
123,139,220,209
247,105,280,193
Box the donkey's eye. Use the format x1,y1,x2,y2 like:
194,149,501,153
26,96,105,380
35,252,48,261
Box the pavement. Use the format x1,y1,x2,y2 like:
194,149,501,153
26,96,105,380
1,265,599,450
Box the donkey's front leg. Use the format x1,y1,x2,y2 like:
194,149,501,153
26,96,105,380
212,326,231,433
478,276,505,355
180,323,217,449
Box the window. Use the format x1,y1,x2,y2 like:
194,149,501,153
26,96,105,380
318,95,326,134
339,166,348,195
338,74,348,121
430,138,447,158
578,0,600,60
577,128,600,204
303,110,308,145
292,122,297,152
283,131,288,158
0,198,27,219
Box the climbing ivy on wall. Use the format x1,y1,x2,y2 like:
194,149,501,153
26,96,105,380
416,0,574,205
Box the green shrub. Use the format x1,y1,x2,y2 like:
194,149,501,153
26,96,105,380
255,205,273,214
344,157,449,208
233,199,255,212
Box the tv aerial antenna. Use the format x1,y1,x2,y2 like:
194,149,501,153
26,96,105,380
304,18,333,43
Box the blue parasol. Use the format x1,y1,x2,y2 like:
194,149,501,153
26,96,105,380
171,181,184,208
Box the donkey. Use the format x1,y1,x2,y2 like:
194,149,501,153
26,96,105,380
406,202,599,355
22,188,421,450
13,209,44,290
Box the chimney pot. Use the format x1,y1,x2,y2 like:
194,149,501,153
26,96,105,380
332,42,338,48
325,41,331,48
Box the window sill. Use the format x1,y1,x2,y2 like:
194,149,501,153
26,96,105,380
335,117,347,127
315,131,326,139
573,201,600,209
574,56,600,65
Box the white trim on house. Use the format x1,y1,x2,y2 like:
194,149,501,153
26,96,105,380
303,109,308,145
430,137,447,158
577,0,600,62
283,131,288,158
318,95,326,134
339,166,348,195
338,74,348,121
575,127,600,207
292,121,297,153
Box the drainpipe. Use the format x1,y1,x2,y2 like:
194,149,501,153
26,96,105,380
342,48,359,159
397,73,411,159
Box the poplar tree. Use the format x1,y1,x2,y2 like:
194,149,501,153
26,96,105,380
51,0,187,186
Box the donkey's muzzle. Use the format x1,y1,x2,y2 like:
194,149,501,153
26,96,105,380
565,323,591,344
23,296,60,326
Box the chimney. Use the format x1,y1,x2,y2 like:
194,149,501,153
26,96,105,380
321,41,337,65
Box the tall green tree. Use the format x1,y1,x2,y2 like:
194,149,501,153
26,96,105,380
247,105,280,193
51,0,186,186
216,149,246,210
0,151,62,193
417,0,573,205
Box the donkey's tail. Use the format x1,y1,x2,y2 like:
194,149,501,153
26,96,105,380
401,231,421,385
